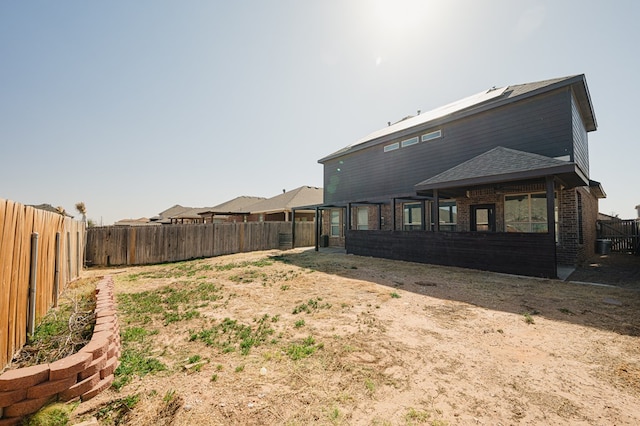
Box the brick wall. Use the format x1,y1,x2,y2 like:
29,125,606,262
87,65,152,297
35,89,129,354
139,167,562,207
0,276,121,424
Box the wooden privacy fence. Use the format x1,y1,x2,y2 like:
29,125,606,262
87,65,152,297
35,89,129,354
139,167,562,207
0,199,85,369
85,221,316,266
597,219,640,254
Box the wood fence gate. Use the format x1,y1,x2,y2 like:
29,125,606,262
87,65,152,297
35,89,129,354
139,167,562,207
597,220,640,255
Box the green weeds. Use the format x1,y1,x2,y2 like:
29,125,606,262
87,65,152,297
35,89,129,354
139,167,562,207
117,281,222,326
189,314,275,355
285,336,323,360
292,298,332,314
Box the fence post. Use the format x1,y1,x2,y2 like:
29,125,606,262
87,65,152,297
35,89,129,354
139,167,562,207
54,232,61,307
77,230,81,275
28,232,39,340
67,231,72,281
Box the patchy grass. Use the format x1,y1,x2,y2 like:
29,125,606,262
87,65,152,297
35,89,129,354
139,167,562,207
72,249,640,425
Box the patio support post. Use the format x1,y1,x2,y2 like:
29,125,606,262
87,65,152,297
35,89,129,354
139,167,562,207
432,190,440,232
546,175,558,276
391,198,396,231
421,200,427,231
291,209,296,248
346,203,351,232
378,204,382,230
314,207,320,251
546,176,556,241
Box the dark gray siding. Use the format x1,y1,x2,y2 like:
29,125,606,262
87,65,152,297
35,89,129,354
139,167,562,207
571,93,590,177
323,89,574,204
346,230,557,278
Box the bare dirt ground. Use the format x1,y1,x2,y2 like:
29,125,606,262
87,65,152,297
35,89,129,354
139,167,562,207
73,248,640,425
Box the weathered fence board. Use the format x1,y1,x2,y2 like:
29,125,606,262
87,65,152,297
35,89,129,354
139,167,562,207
0,199,85,369
86,222,316,267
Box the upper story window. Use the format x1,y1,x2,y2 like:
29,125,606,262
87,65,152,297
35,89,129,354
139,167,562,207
383,142,399,152
401,136,419,148
403,203,422,230
421,129,442,142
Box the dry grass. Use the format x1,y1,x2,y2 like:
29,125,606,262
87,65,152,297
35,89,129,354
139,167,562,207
70,248,640,425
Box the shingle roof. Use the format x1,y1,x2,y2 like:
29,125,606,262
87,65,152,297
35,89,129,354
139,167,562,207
414,147,588,193
157,204,191,219
170,207,212,219
319,74,596,163
247,186,323,214
28,203,74,218
200,196,266,214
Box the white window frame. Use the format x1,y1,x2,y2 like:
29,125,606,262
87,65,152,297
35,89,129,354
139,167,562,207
330,209,341,237
384,142,399,152
422,129,442,142
401,136,419,148
356,207,369,230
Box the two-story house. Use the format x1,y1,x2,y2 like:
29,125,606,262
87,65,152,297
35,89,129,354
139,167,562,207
316,74,605,278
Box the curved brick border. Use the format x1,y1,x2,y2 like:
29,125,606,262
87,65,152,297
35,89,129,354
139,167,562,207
0,276,120,425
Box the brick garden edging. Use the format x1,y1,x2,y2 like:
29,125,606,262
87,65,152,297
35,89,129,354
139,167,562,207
0,276,121,425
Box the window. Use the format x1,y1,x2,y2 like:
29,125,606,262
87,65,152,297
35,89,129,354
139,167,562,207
403,203,422,230
401,136,419,148
471,204,495,232
330,209,341,237
421,129,442,142
384,142,399,152
505,193,557,233
356,207,369,230
439,201,457,231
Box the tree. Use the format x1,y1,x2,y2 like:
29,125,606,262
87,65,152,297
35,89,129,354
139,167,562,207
75,202,87,223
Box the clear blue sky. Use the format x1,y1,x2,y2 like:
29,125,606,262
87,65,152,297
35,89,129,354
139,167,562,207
1,1,638,225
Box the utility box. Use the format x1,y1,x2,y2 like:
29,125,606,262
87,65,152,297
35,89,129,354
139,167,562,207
596,239,612,255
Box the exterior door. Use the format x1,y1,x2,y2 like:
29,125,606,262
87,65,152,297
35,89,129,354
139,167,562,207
471,204,495,232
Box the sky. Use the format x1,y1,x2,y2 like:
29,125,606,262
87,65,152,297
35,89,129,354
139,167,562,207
1,0,638,225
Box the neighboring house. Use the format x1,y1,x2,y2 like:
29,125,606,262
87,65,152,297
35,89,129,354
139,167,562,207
150,204,192,224
149,204,220,224
113,217,160,227
168,207,212,224
28,203,74,218
597,212,620,222
317,74,605,278
242,186,323,222
198,196,267,223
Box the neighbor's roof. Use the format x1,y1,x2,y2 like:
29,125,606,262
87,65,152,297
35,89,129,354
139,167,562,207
247,186,323,214
319,74,596,162
414,147,589,195
114,217,160,227
170,207,212,219
199,196,267,215
28,203,74,218
157,204,191,219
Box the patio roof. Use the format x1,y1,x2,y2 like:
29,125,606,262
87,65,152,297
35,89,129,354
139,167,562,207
414,147,590,197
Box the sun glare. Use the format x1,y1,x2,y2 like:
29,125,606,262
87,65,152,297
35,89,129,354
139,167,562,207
366,0,441,65
373,0,434,33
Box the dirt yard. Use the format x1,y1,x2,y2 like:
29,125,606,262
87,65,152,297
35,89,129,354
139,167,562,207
73,248,640,425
